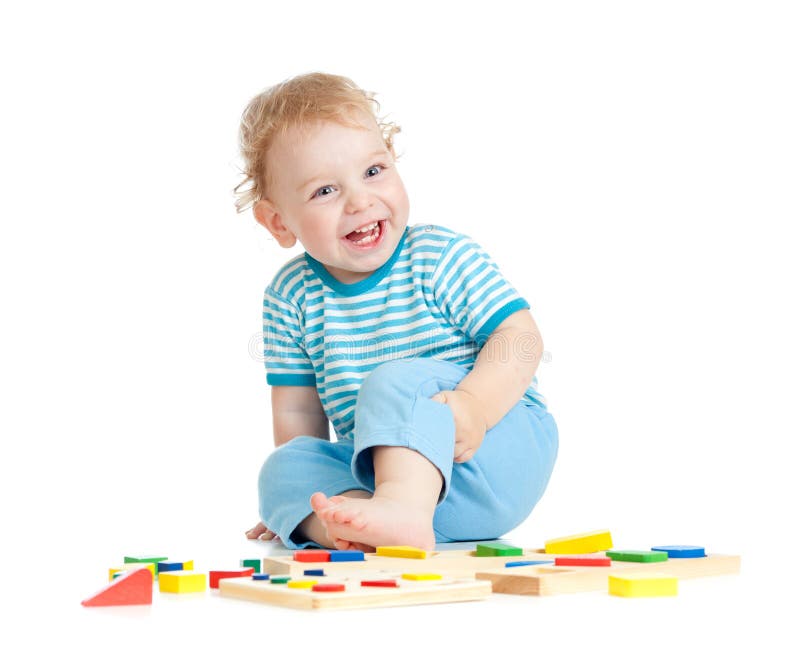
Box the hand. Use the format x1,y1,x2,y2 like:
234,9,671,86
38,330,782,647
245,520,277,541
430,389,488,463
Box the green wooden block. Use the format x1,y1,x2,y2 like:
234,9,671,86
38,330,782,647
124,556,169,564
475,543,524,557
270,576,291,584
606,550,669,563
241,559,261,574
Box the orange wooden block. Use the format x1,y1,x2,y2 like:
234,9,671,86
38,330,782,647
312,583,345,592
209,567,255,589
293,551,331,563
361,579,399,588
82,568,153,607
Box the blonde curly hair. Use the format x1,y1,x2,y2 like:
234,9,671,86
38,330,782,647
233,72,401,214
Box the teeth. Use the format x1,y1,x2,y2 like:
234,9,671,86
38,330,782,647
351,221,381,245
354,221,379,233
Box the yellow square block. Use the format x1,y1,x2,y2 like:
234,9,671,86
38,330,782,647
375,546,428,559
544,530,613,555
181,560,194,571
159,571,207,594
608,574,678,598
109,562,156,581
287,580,318,589
401,573,442,581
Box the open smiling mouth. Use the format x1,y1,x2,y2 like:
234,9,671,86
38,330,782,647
344,219,385,248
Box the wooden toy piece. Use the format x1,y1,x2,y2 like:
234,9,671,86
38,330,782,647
544,530,613,555
329,550,365,562
209,567,255,589
606,550,668,563
478,552,740,596
270,576,291,584
402,573,443,581
304,568,325,576
241,558,261,573
252,573,270,581
609,573,678,598
361,579,399,587
288,580,318,589
475,543,524,557
109,562,156,581
555,556,611,567
505,560,554,568
82,568,153,607
312,583,346,592
157,561,183,574
124,556,168,565
651,545,706,559
293,551,331,563
219,573,491,610
375,546,428,559
158,571,207,594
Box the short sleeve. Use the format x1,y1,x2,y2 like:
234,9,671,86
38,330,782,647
431,235,529,343
262,287,316,386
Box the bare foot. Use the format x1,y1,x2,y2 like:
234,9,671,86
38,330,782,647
310,491,435,552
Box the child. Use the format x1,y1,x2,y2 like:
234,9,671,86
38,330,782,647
237,72,558,551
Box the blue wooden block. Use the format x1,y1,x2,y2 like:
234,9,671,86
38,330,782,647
329,550,365,562
505,560,554,568
252,573,270,580
303,568,326,576
157,561,184,573
651,545,706,558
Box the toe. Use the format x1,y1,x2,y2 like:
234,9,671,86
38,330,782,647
310,491,330,513
350,514,368,529
330,507,353,524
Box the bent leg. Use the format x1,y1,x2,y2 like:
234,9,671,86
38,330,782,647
290,358,558,549
349,357,558,544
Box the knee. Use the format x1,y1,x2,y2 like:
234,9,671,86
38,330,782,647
359,359,416,395
359,358,466,401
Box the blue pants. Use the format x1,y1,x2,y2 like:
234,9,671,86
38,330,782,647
258,358,559,548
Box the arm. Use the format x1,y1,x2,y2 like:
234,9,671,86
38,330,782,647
271,385,330,445
458,308,542,428
431,308,542,462
245,385,329,540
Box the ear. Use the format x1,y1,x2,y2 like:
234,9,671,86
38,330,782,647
254,200,297,248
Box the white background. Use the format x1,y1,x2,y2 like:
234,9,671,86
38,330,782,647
2,1,798,663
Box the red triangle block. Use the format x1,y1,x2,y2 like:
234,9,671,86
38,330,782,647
82,568,153,606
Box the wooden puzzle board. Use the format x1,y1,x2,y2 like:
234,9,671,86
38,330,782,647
259,549,740,597
218,572,491,610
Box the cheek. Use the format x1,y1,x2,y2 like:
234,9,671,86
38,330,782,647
386,178,409,210
301,212,340,244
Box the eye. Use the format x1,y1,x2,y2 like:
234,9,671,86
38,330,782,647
365,164,384,178
312,185,335,199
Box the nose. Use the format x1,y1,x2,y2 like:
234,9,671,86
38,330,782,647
344,186,372,215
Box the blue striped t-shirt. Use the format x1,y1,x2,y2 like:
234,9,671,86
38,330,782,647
262,224,545,440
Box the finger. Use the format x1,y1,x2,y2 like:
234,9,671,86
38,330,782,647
454,448,474,464
430,392,447,404
258,530,277,541
245,522,268,539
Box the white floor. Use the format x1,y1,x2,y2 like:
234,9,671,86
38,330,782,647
16,528,791,665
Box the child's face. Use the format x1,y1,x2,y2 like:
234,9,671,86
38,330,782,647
255,114,410,284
